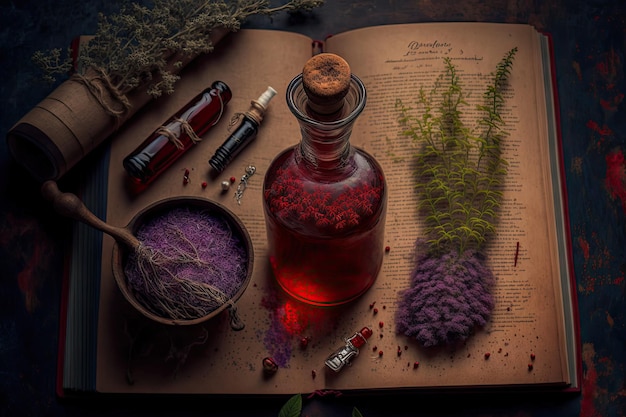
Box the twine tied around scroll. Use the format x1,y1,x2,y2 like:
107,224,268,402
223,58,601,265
156,93,226,149
70,68,132,125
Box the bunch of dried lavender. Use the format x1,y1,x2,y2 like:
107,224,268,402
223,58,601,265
394,48,517,347
32,0,323,100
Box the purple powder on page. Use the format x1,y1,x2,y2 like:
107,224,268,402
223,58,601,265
263,317,293,368
259,289,293,367
124,206,249,320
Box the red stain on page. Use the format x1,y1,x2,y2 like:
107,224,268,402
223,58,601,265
605,149,626,213
260,288,340,367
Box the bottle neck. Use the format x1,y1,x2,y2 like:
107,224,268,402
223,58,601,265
287,74,366,171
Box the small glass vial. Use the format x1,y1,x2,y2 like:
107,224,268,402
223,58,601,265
123,81,232,186
209,86,277,173
325,326,373,372
262,54,387,306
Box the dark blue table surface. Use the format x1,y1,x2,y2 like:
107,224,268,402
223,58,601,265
1,1,624,416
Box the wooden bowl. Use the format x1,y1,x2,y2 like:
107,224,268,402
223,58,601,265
42,181,253,327
111,196,254,326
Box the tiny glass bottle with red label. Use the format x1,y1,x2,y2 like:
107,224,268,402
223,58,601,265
325,326,373,372
262,53,387,306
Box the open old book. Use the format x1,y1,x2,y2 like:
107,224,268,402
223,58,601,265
58,22,580,396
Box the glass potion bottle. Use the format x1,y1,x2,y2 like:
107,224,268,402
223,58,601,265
263,53,387,306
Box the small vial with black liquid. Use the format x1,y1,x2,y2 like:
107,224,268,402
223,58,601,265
123,81,232,186
209,86,277,173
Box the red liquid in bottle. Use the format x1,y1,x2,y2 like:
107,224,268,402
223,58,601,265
264,142,386,306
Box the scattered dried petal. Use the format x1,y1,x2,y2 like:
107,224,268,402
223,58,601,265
262,357,278,375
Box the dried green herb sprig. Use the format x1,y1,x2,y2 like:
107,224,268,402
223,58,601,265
33,0,324,98
396,47,517,255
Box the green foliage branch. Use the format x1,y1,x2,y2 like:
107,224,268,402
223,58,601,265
32,0,323,98
278,394,364,417
396,47,518,254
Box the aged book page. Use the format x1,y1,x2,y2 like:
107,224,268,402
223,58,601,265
325,22,572,390
328,24,568,385
95,24,573,395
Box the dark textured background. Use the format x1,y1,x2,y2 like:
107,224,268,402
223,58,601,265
1,1,625,416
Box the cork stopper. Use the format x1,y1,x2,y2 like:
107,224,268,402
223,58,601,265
302,53,351,115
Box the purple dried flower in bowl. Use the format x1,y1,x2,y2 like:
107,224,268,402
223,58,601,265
395,240,495,347
112,197,254,326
